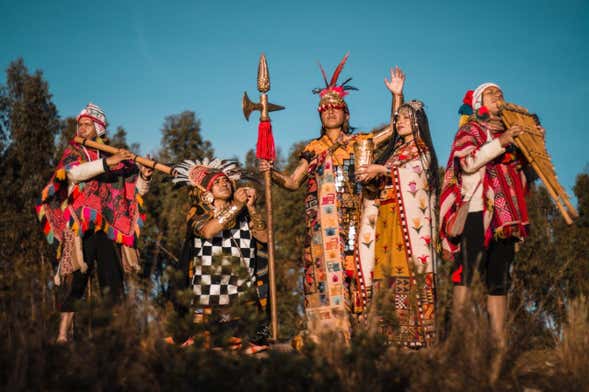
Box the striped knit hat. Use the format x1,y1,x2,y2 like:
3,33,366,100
77,103,107,136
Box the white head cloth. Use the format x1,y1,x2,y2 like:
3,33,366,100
472,82,501,110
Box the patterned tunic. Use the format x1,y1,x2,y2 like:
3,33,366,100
190,212,266,307
300,133,372,340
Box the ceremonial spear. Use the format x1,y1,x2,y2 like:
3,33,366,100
242,54,284,341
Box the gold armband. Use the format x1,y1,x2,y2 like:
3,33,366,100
216,203,241,229
248,210,267,231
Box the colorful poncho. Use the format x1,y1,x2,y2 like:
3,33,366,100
439,119,529,260
36,141,145,268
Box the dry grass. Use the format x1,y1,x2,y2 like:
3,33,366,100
1,273,588,391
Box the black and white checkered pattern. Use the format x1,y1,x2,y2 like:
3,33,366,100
191,217,256,306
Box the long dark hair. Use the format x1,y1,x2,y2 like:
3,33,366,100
375,101,440,197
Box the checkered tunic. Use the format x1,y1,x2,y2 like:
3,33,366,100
191,216,256,306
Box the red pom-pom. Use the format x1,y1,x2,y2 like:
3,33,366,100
463,90,474,107
476,106,490,119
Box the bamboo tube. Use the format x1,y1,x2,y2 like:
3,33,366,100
73,136,174,175
499,103,578,224
514,138,573,224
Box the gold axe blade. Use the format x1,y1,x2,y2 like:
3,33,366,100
242,91,285,121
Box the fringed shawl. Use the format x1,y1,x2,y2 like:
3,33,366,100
439,120,529,260
36,141,145,249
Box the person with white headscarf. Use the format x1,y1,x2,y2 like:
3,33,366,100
439,83,533,352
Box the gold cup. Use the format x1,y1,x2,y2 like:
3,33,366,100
354,138,374,169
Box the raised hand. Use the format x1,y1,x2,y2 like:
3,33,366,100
384,66,406,96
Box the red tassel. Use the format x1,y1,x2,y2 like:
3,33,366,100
256,120,276,161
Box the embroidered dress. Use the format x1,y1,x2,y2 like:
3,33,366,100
300,133,372,340
373,140,436,347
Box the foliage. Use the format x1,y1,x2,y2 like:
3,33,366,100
141,111,214,300
0,60,59,383
1,59,588,390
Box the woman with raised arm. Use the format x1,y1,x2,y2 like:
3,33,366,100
356,96,440,348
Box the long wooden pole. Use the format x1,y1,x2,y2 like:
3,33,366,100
264,169,278,342
74,136,214,194
73,136,174,175
260,87,278,341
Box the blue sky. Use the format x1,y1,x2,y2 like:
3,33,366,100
1,0,587,198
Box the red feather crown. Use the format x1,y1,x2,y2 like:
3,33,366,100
312,52,358,113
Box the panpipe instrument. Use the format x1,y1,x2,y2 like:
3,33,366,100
498,102,578,224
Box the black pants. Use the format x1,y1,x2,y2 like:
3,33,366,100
452,212,515,295
60,231,124,311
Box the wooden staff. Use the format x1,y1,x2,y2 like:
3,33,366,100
242,54,285,342
74,136,173,175
73,136,209,194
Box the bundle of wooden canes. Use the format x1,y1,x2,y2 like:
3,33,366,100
498,102,578,224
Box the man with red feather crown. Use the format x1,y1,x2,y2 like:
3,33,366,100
259,54,404,343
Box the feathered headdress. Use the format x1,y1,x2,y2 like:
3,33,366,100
173,158,241,190
312,52,358,113
173,158,243,206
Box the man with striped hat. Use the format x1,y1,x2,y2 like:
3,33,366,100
37,103,153,343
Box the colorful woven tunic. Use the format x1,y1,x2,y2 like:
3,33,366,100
300,133,372,340
36,141,145,277
373,140,436,348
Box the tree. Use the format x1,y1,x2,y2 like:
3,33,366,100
269,142,308,337
141,111,213,297
0,58,60,354
110,126,130,149
54,116,76,162
511,171,589,350
158,111,212,164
